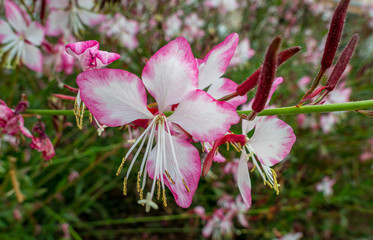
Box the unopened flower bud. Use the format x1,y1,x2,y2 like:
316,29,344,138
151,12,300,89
202,134,247,177
14,101,29,115
251,37,281,114
32,122,46,138
326,34,358,91
236,46,300,96
321,0,350,69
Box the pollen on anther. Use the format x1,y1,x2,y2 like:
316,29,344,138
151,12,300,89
137,171,141,193
162,189,167,207
123,177,127,196
157,180,161,200
139,188,144,205
116,157,126,176
165,170,175,184
182,178,190,193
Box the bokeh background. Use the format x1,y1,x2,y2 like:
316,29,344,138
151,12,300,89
1,0,373,239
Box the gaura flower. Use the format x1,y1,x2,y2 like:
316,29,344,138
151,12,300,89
65,40,120,132
77,37,239,211
0,0,44,71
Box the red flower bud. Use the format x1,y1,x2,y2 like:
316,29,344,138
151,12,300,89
236,46,300,96
251,37,281,114
202,134,247,177
326,34,358,91
14,101,29,115
321,0,350,69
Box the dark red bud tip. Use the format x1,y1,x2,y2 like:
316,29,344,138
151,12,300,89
321,0,350,69
326,34,359,91
14,101,29,115
33,122,46,138
277,46,301,66
236,46,300,96
202,134,247,177
251,37,281,113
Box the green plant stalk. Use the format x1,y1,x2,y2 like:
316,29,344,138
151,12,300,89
24,100,373,117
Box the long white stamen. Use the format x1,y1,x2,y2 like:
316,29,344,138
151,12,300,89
141,125,156,190
164,119,184,179
150,120,163,199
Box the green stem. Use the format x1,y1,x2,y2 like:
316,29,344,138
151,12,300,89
24,100,373,117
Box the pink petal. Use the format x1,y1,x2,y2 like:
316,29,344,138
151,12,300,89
142,37,198,112
198,33,239,89
30,137,55,160
147,135,201,208
168,90,240,142
4,0,27,32
204,142,226,163
0,20,16,43
45,10,69,36
77,69,153,127
237,154,252,209
207,78,247,108
249,117,296,166
95,50,121,69
21,43,43,72
65,40,99,70
24,21,45,46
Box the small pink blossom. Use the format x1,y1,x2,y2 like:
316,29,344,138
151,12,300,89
316,176,336,197
229,38,256,66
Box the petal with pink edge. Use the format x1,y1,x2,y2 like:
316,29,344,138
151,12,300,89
45,10,69,36
24,22,45,46
95,50,121,69
0,20,16,43
77,69,153,127
249,116,296,166
198,33,239,89
21,43,43,72
237,153,252,209
147,134,201,208
207,78,247,108
78,10,106,27
168,90,239,142
65,40,99,70
142,37,198,112
4,0,27,32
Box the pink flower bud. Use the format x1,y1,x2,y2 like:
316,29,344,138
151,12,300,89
326,34,358,91
236,46,300,96
251,37,281,114
321,0,350,69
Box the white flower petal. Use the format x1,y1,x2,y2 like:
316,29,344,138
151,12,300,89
237,153,252,209
21,43,43,72
77,69,153,127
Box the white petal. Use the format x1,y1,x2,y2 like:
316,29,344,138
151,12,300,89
77,69,153,127
21,43,43,72
168,90,239,142
45,10,69,36
207,78,247,108
24,22,45,46
142,37,198,112
147,134,201,208
0,20,16,43
4,0,27,32
198,33,239,89
237,153,252,209
48,0,69,9
78,9,106,27
249,117,296,166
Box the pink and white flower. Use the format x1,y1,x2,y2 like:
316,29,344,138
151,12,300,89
316,176,336,197
0,0,45,72
77,37,239,211
65,40,121,132
99,13,139,50
229,38,256,66
46,0,105,37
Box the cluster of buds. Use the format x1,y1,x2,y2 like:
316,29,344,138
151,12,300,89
297,0,359,106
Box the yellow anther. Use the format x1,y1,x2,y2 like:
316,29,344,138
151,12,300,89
202,142,206,152
266,181,273,189
147,102,158,108
116,157,126,176
250,165,256,173
123,177,127,196
165,170,175,184
231,142,242,152
89,112,93,123
137,171,141,193
226,142,230,151
182,178,190,193
157,180,161,200
162,189,167,207
139,188,144,206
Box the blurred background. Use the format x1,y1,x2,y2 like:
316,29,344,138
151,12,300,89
1,0,373,239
